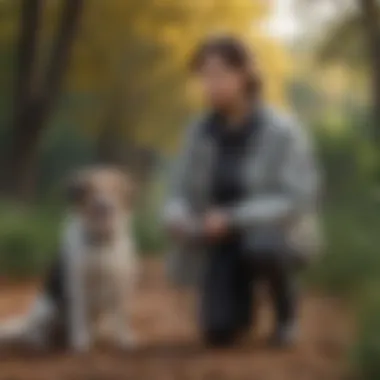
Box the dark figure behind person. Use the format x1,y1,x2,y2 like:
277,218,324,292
164,35,321,347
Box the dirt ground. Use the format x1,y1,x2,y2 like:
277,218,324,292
0,258,352,380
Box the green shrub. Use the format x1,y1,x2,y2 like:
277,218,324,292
0,204,59,278
351,284,380,379
307,197,380,295
133,177,167,254
133,211,167,254
306,128,380,295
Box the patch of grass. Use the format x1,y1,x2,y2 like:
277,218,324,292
0,203,60,278
351,283,380,380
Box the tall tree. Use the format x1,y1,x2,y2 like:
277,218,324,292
360,0,380,137
68,0,290,154
298,0,380,134
6,0,84,199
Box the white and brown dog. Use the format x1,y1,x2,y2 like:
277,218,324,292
0,167,138,352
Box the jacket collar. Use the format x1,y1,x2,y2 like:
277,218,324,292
202,102,266,139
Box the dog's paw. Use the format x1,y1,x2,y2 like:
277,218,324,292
70,332,91,354
116,331,138,350
24,329,50,351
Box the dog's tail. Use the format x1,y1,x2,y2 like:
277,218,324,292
0,295,56,347
0,315,30,343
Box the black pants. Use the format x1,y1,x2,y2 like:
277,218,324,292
200,241,297,346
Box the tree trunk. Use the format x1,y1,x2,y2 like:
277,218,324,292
14,0,42,116
96,84,129,166
6,0,84,200
360,0,380,137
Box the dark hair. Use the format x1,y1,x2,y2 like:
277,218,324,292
190,34,262,97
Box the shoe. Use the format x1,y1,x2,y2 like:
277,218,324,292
203,329,236,348
268,323,298,348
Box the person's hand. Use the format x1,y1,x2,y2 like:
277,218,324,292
203,209,229,241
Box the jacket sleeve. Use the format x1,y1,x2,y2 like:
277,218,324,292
227,120,320,228
162,120,201,228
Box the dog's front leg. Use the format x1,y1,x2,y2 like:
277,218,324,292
69,293,90,352
65,247,91,352
109,272,137,349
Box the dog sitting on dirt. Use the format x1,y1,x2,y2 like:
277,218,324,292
0,167,138,352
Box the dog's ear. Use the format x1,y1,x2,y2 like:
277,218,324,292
65,171,90,206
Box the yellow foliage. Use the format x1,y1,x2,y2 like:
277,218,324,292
0,0,292,154
250,32,292,110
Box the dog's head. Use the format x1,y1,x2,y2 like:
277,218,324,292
66,167,135,240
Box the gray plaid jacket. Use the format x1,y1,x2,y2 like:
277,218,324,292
164,106,322,287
